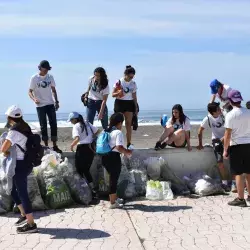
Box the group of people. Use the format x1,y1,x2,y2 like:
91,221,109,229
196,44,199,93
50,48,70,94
1,60,250,235
154,79,250,208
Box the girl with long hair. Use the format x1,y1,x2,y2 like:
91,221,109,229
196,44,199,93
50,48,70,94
102,113,132,209
85,67,109,129
112,65,138,148
155,104,192,151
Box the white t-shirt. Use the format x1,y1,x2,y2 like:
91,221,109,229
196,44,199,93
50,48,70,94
166,117,191,131
109,130,124,153
201,114,225,140
29,73,56,107
114,78,137,101
87,76,110,101
225,107,250,145
216,84,232,106
72,122,98,144
6,130,27,160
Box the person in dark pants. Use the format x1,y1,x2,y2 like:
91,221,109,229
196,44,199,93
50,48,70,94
223,90,250,207
102,113,132,209
84,67,109,129
28,60,62,153
1,105,37,234
68,112,99,195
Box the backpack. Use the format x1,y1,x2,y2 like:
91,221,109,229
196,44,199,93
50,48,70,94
11,124,44,168
96,130,116,155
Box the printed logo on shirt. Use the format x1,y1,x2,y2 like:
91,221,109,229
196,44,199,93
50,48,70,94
37,81,52,88
212,121,223,128
91,81,100,93
124,87,130,93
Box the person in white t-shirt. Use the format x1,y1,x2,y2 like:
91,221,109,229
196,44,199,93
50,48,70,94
84,67,110,129
0,105,37,234
209,79,232,114
155,104,192,151
101,113,132,209
197,102,230,190
68,112,100,196
223,90,250,207
28,60,62,153
112,65,138,149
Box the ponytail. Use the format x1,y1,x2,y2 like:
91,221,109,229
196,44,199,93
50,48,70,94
77,114,88,135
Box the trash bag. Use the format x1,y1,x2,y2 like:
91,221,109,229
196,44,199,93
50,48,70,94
0,193,13,212
64,174,92,205
27,173,46,210
98,166,110,194
161,181,174,200
184,174,224,196
0,200,8,214
33,166,46,199
131,169,147,196
58,157,76,178
123,153,146,171
144,157,163,180
45,178,74,209
146,180,163,200
117,165,136,199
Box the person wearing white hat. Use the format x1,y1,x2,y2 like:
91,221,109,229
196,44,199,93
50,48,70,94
1,105,37,234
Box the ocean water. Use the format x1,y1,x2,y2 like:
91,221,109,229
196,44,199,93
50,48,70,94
0,109,206,129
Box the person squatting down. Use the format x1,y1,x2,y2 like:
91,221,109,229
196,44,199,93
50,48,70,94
101,113,132,209
68,112,100,197
1,106,38,234
155,104,192,151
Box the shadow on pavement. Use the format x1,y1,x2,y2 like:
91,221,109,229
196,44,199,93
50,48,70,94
124,204,192,212
38,228,111,240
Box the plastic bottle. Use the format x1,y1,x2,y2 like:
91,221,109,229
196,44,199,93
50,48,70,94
161,114,168,127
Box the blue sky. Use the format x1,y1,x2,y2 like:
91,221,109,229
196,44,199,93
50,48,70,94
0,0,250,114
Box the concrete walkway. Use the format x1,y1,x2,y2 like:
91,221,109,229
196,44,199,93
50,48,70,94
1,194,250,250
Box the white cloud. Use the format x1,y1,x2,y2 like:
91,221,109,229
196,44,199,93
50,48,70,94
0,0,250,38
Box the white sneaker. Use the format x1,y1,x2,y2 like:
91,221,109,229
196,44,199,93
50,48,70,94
110,200,124,209
116,198,124,205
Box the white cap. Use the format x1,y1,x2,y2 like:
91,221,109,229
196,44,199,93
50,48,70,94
5,105,23,118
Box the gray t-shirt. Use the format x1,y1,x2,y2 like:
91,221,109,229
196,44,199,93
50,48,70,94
29,73,56,107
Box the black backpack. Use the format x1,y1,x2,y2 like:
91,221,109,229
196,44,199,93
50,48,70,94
11,123,44,168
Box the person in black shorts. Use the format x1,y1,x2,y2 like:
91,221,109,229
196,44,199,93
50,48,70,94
112,65,138,148
197,102,230,191
223,90,250,207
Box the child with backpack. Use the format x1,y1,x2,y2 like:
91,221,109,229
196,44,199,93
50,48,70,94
96,112,132,209
68,112,99,195
1,105,38,234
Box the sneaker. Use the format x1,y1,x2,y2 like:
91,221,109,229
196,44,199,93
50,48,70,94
221,183,231,193
16,223,38,234
160,142,167,149
246,196,250,202
15,216,27,227
231,183,237,193
110,200,124,209
116,198,124,205
154,141,162,151
53,146,62,154
228,198,247,207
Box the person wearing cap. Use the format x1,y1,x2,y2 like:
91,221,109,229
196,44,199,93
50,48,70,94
0,105,37,233
197,102,230,191
28,60,62,153
209,79,233,114
68,112,100,196
223,90,250,207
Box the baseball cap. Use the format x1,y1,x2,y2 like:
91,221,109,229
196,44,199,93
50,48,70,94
5,105,23,118
67,112,80,122
39,60,51,70
228,89,243,103
210,79,220,94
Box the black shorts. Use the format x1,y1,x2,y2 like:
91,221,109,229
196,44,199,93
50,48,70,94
229,144,250,175
114,99,135,113
212,139,223,163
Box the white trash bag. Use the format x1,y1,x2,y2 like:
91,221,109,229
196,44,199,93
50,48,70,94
161,181,174,200
146,180,163,200
144,157,164,180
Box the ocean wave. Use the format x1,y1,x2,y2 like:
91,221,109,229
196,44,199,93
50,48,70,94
0,120,202,129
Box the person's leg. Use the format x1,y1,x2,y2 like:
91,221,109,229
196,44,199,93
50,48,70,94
86,99,97,125
75,145,84,178
159,126,175,142
124,112,133,147
236,175,245,200
46,105,59,148
36,106,48,146
166,129,186,147
245,174,250,198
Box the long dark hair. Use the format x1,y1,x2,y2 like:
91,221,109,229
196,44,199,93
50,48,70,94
124,65,136,75
76,114,88,135
171,104,187,125
106,113,124,132
9,117,32,136
94,67,108,90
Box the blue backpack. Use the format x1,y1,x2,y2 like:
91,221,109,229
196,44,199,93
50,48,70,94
96,130,116,155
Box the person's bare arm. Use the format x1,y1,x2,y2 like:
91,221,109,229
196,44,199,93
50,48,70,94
185,130,192,151
70,137,80,152
132,92,138,114
197,127,205,150
112,88,123,98
0,140,12,157
29,89,40,104
223,128,232,158
98,95,108,120
210,94,216,103
116,145,132,157
51,86,59,110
